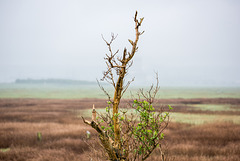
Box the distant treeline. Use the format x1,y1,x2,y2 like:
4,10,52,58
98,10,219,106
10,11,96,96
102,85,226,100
15,79,96,85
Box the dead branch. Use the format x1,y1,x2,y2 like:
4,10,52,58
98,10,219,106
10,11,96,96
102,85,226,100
122,77,135,97
97,79,112,103
81,116,117,160
139,73,160,104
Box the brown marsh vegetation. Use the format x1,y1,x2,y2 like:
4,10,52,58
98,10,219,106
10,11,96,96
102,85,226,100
0,98,240,161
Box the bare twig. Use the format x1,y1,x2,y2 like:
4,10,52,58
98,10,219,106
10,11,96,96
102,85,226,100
97,79,112,103
122,77,135,97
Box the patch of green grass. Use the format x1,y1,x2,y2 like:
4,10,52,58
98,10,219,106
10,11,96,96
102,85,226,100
0,148,10,152
157,87,240,99
0,84,106,99
79,108,107,118
0,83,240,99
171,112,240,125
77,108,240,125
189,104,240,111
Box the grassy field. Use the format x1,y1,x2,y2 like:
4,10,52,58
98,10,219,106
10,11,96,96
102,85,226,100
79,106,240,125
0,83,240,99
0,84,240,160
188,104,240,111
0,97,240,161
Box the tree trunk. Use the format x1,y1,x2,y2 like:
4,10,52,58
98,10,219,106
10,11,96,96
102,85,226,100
113,67,125,150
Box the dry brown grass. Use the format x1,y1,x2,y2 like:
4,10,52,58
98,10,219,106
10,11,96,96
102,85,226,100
160,122,240,161
0,98,240,161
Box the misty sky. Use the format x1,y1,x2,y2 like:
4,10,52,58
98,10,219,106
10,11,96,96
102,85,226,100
0,0,240,86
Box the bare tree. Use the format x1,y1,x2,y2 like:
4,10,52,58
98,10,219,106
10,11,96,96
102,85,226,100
82,11,171,161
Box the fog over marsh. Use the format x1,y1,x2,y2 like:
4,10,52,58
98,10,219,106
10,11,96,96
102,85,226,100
0,0,240,87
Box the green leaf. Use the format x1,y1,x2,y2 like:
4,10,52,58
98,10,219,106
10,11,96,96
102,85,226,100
168,105,173,110
114,113,120,118
106,106,110,112
138,150,142,155
141,136,145,140
160,133,164,139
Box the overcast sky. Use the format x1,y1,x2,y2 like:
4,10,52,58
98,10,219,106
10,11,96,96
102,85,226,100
0,0,240,86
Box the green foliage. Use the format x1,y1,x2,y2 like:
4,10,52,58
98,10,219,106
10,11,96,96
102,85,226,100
168,105,173,110
131,100,169,155
97,99,171,159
